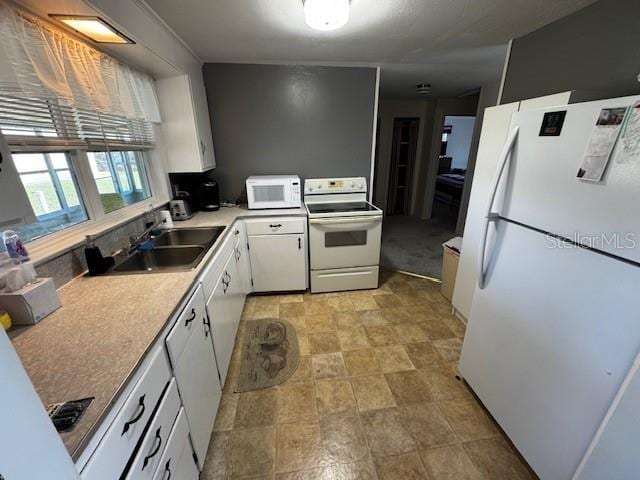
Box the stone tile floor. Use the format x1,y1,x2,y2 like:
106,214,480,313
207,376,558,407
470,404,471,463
202,270,534,480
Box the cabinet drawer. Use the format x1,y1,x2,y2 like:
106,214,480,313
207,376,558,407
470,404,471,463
153,409,198,480
125,380,181,480
166,285,206,367
81,347,171,480
245,217,305,235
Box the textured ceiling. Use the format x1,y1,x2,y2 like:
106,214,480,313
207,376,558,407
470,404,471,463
145,0,596,97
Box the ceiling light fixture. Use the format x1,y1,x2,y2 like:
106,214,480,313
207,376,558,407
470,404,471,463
416,83,432,95
49,15,134,44
303,0,350,31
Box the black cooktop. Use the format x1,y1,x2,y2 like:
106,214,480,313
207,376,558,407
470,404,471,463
306,202,379,214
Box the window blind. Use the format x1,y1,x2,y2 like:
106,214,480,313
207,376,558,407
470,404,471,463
0,95,154,149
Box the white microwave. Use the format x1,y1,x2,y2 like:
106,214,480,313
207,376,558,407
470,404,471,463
246,175,301,209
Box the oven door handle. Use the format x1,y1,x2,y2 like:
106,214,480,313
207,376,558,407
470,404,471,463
308,216,382,226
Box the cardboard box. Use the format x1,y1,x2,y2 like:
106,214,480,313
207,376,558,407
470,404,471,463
0,278,61,325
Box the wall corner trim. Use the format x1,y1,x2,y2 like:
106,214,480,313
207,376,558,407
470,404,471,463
496,39,513,106
369,67,381,203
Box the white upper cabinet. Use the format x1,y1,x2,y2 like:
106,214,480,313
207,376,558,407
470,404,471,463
0,132,35,226
156,73,215,173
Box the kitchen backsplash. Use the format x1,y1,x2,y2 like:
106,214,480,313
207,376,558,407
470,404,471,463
36,214,152,288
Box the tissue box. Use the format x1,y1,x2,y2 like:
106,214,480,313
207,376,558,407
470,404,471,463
0,278,61,325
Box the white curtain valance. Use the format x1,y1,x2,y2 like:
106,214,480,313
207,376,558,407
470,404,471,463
0,3,161,123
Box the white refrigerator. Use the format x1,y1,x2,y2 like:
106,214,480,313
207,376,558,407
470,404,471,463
459,95,640,480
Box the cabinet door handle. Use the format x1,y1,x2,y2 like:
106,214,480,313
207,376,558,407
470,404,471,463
142,427,163,470
122,395,146,435
185,308,196,327
269,223,282,228
298,237,302,249
200,140,206,155
164,459,172,480
203,317,211,337
234,229,240,236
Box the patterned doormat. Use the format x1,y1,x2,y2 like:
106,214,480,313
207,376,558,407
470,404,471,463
235,319,300,392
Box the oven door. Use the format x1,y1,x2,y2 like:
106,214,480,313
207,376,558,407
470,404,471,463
308,215,382,269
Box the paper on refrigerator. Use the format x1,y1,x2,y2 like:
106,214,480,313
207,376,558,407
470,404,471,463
616,101,640,165
577,107,627,182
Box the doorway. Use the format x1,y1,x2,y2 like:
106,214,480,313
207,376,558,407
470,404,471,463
432,115,476,223
386,118,419,215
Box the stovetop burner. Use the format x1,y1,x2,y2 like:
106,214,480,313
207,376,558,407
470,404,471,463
306,202,379,215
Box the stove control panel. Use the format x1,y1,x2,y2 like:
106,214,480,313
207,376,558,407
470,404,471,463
304,177,367,194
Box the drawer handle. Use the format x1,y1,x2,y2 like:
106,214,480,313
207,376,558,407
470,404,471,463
185,308,196,327
234,229,240,235
142,427,163,470
269,223,282,228
204,317,211,337
164,459,172,480
122,394,146,435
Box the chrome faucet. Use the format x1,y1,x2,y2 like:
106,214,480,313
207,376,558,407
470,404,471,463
128,209,165,254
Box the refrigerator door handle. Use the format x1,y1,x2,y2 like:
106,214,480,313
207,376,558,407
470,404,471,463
478,126,519,289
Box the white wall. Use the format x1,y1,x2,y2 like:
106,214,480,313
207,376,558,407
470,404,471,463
444,116,476,170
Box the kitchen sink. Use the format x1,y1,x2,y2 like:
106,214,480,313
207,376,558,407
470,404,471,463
153,227,224,247
113,246,206,273
108,226,225,274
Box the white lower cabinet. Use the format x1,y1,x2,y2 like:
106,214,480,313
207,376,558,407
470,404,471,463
248,233,307,292
233,221,252,296
206,250,238,385
167,286,222,470
153,409,199,480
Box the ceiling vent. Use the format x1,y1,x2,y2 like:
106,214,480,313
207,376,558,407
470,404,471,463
416,83,431,95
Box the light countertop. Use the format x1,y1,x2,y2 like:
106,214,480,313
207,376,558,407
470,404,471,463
9,205,306,460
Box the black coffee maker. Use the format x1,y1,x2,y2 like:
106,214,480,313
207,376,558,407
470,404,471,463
169,171,220,212
199,178,220,211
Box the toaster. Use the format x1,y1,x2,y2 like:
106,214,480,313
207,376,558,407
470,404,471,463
169,199,194,221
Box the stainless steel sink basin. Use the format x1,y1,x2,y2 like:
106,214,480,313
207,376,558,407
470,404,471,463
113,246,206,273
107,226,226,274
153,227,224,247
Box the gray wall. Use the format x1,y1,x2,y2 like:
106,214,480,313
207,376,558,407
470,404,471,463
501,0,640,104
203,63,377,201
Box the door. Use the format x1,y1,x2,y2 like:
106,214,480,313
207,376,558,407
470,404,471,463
225,248,243,339
387,118,419,215
206,253,236,384
173,316,222,470
459,221,640,480
452,91,573,321
501,95,640,264
248,234,306,291
308,216,382,270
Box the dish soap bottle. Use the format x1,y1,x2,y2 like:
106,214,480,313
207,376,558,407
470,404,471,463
2,230,30,264
84,235,115,276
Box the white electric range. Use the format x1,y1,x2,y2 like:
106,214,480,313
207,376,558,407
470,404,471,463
304,177,383,293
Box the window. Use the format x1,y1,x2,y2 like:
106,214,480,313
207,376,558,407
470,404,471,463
88,151,151,214
8,152,88,245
